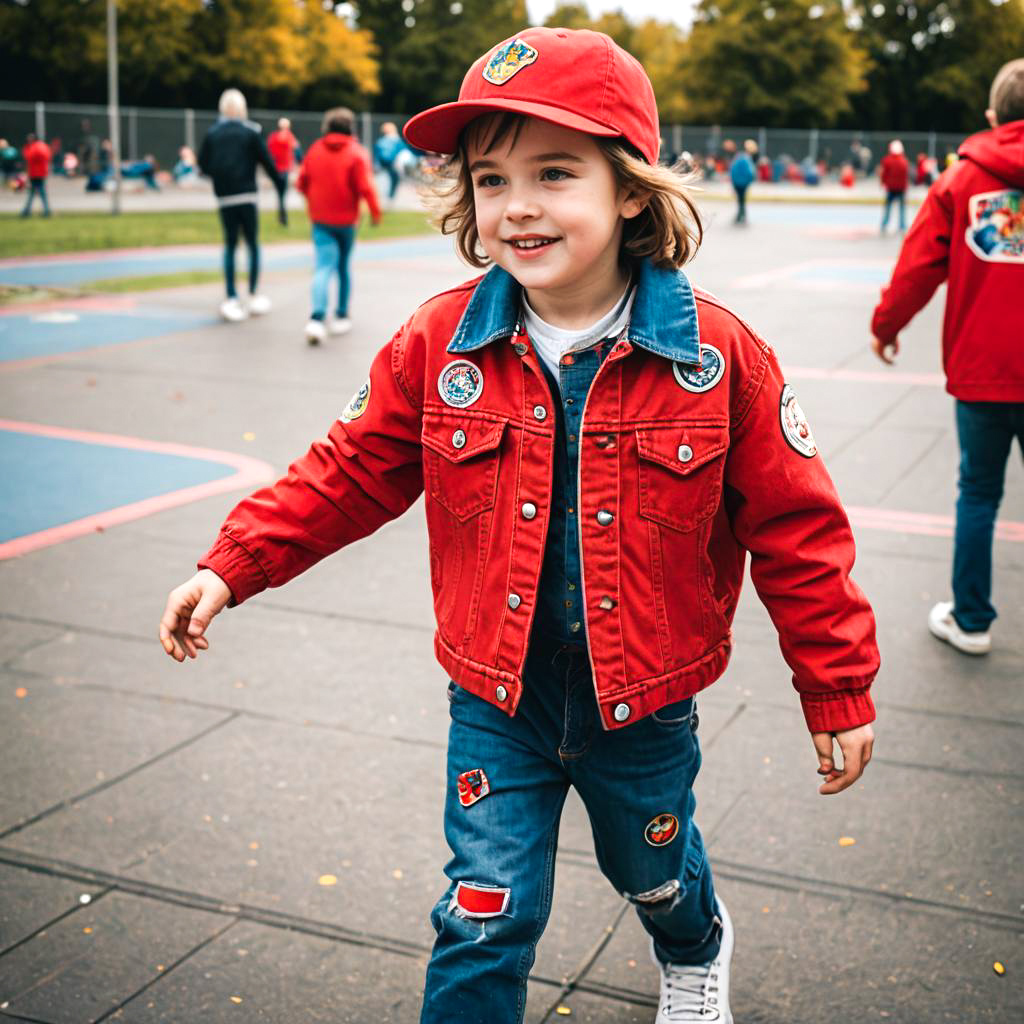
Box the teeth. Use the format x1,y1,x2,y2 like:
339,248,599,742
511,238,554,249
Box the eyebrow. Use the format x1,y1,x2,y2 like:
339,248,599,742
468,151,587,172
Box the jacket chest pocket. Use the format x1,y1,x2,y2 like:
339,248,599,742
636,425,729,532
422,413,507,522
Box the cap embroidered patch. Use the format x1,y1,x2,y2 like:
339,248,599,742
438,360,484,408
482,38,539,86
673,344,724,394
644,813,679,847
780,383,817,458
457,768,490,808
340,379,371,422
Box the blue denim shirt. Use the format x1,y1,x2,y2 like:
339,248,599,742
447,260,702,650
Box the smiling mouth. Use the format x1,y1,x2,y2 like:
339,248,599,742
507,237,559,250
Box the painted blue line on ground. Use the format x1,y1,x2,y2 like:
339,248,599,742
0,429,235,542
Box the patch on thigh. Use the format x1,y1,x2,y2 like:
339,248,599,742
450,881,511,919
457,768,490,807
644,812,679,847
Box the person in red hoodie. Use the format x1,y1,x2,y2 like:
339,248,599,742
20,133,52,218
297,107,381,345
267,117,301,227
878,139,909,234
871,57,1024,656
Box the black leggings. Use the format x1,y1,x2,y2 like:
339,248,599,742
218,203,259,298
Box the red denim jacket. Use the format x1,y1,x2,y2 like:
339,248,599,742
200,261,879,734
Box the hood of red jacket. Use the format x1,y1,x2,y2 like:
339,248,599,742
322,133,354,152
958,120,1024,187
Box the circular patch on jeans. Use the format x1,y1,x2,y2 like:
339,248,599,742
644,813,679,847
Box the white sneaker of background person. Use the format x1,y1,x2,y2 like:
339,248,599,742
248,294,272,316
329,317,352,336
305,318,328,346
928,601,992,655
653,899,734,1023
219,297,247,323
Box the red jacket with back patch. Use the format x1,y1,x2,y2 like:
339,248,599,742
297,133,380,226
871,120,1024,402
199,264,879,735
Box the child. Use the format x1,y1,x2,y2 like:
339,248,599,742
871,57,1024,656
160,28,879,1023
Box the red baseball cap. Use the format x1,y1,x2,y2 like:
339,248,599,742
403,27,660,165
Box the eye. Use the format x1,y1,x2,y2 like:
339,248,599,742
540,167,572,182
474,173,504,189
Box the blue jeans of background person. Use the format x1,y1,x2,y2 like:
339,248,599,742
310,222,356,320
952,400,1024,632
421,637,721,1024
218,203,259,298
881,190,906,232
20,178,50,217
733,183,748,223
383,162,400,199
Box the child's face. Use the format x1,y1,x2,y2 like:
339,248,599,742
467,118,641,314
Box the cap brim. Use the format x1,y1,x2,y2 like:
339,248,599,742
403,99,620,155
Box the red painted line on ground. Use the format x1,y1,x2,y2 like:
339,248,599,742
0,419,274,559
787,366,945,388
849,506,1024,543
733,258,892,290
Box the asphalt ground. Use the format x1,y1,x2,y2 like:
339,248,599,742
0,196,1022,1023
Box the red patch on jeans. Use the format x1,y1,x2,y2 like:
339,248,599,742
454,881,510,918
457,768,490,807
644,813,679,846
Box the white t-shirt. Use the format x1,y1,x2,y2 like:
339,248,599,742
522,284,635,387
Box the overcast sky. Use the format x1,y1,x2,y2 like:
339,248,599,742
526,1,698,29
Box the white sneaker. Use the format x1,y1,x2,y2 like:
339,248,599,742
248,293,272,316
329,316,352,336
653,899,733,1023
928,601,991,655
305,319,327,346
219,297,247,322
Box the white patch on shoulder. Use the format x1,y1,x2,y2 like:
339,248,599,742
673,344,725,394
438,360,484,408
780,383,817,458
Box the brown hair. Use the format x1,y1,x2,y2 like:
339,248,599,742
990,58,1024,126
322,107,355,136
424,113,702,270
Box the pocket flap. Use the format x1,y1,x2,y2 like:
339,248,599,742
422,414,507,464
636,425,728,476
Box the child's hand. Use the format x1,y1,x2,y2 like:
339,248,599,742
811,724,874,795
159,569,232,662
871,335,899,364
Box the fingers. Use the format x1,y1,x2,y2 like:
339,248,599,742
815,725,875,795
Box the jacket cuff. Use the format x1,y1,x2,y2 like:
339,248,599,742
197,531,270,606
799,687,876,734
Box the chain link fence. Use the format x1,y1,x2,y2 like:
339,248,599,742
1,100,970,177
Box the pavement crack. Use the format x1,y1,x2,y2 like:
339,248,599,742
0,712,239,843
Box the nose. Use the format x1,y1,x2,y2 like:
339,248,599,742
503,184,540,223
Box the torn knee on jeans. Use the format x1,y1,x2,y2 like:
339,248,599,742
625,878,682,915
448,881,511,920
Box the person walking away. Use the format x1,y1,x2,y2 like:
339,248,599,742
198,89,284,322
879,140,909,234
0,139,18,185
871,58,1024,655
729,139,756,224
161,28,878,1023
297,107,380,345
267,117,301,226
20,133,52,217
374,121,410,202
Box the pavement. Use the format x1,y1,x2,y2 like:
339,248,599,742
0,197,1022,1023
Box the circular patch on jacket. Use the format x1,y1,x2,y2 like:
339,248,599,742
438,360,484,408
779,383,817,458
340,379,371,423
673,344,724,393
644,813,679,847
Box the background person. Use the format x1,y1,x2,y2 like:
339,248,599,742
267,117,301,226
0,138,18,185
297,107,380,345
198,88,284,322
879,139,909,234
729,138,756,223
20,133,52,217
373,121,410,202
870,58,1024,655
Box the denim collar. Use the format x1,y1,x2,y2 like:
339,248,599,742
447,260,701,366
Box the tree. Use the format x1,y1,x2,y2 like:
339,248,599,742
678,0,869,126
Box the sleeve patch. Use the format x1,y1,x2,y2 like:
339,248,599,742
780,384,817,458
340,379,371,423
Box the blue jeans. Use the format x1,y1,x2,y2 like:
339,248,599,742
20,178,50,216
310,222,356,320
421,638,720,1024
218,203,259,298
881,190,906,232
952,400,1024,632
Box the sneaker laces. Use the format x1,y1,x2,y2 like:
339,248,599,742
661,959,722,1021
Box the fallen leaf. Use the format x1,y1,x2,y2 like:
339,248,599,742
318,874,338,887
762,906,771,913
230,996,243,1004
627,959,637,968
838,836,856,847
249,841,260,850
14,688,27,699
392,868,404,880
83,927,93,934
242,432,256,442
556,1008,572,1017
993,962,1005,976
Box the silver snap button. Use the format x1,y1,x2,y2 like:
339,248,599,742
678,444,693,463
513,342,528,356
596,509,614,526
570,621,582,633
507,593,521,610
533,405,547,421
613,703,630,722
452,429,467,449
495,685,508,702
599,596,615,610
521,502,537,520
